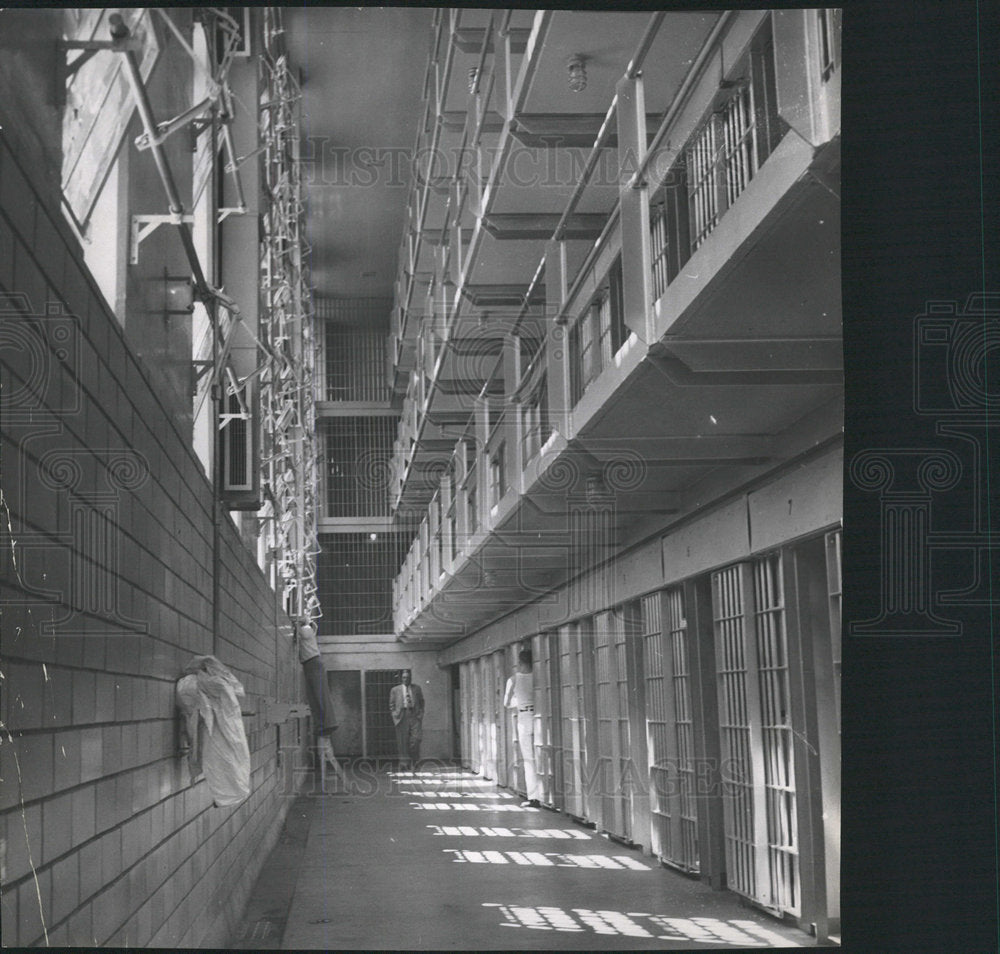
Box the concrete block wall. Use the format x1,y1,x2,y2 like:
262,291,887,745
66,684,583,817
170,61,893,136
0,120,301,946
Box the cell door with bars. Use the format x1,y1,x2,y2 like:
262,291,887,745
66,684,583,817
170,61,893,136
712,558,800,916
503,644,521,793
479,655,497,779
754,553,799,915
471,657,484,776
532,632,557,806
487,652,503,781
557,621,589,819
593,609,632,841
459,662,472,769
645,588,699,872
496,650,510,784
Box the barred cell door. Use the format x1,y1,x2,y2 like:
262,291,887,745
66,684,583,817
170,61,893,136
532,632,557,806
468,659,479,772
754,553,799,915
497,650,511,786
594,612,621,835
504,644,523,795
473,656,487,777
645,588,700,871
712,558,800,915
644,592,671,859
614,606,635,842
481,654,498,780
594,609,633,841
558,621,588,819
459,662,471,769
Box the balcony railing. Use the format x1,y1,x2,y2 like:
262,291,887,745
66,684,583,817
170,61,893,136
390,10,838,633
649,15,787,302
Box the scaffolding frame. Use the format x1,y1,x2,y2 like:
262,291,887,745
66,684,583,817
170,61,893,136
94,8,319,625
257,8,320,621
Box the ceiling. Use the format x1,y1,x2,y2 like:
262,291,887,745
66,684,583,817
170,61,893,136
284,7,434,304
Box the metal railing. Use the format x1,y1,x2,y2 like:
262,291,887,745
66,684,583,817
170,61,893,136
649,15,788,302
389,10,811,630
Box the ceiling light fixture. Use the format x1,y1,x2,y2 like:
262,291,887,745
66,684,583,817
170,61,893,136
567,55,587,93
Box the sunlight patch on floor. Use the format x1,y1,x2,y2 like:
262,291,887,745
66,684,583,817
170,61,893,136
482,905,804,945
410,802,540,811
447,850,649,869
427,825,591,839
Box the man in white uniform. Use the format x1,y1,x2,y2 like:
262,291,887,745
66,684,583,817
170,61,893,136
504,649,541,808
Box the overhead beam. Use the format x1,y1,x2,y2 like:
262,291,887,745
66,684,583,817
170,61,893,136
658,337,843,373
461,283,546,308
424,408,478,427
512,112,663,149
453,26,531,54
435,377,505,396
569,436,775,470
448,313,546,338
441,110,506,134
407,438,458,454
483,212,606,241
648,350,843,387
420,227,474,248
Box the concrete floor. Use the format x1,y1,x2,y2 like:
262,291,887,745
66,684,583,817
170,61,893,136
233,763,819,950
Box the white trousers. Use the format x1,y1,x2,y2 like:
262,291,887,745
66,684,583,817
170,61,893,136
516,710,541,802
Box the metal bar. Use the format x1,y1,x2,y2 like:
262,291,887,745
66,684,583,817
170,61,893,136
468,12,494,97
62,46,101,79
153,6,200,68
626,13,666,79
628,12,734,192
550,11,663,243
219,115,248,211
135,94,218,151
110,14,211,300
511,10,551,117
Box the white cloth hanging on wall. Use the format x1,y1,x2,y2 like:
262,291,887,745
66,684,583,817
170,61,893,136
176,655,251,807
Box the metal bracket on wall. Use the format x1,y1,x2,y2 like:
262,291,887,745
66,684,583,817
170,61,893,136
130,213,194,264
56,36,142,106
264,699,312,726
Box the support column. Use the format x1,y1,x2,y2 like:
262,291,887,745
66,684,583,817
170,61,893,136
475,395,490,530
616,73,654,344
503,332,523,490
441,466,454,574
544,239,572,439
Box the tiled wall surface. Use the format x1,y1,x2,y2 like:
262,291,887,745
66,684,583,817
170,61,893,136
1,123,302,946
